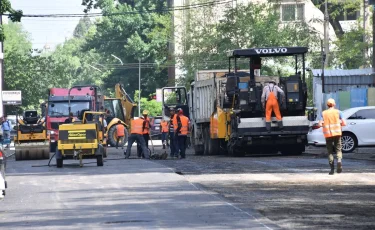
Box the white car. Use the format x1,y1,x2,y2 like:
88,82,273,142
307,106,375,153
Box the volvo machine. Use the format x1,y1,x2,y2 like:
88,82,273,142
55,85,106,167
14,110,50,160
186,47,310,156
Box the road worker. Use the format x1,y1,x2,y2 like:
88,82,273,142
175,108,189,159
137,110,150,158
160,119,169,149
261,80,285,132
64,112,74,124
116,120,125,149
168,108,177,157
125,118,149,159
319,98,346,175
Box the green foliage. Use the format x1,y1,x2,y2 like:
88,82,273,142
0,0,23,41
332,26,370,69
133,90,161,117
83,0,171,98
179,2,320,83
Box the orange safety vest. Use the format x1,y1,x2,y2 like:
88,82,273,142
322,109,342,138
179,115,189,135
173,115,179,131
161,121,169,133
142,117,150,135
169,115,175,132
130,119,144,135
116,123,125,137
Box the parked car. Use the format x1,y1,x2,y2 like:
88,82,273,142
150,116,163,140
308,106,375,153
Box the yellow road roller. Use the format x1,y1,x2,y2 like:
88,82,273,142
55,110,107,168
14,110,50,161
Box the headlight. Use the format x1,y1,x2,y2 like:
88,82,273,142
47,130,55,135
155,127,160,130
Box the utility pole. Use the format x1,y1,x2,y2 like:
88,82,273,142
323,0,329,67
167,0,175,86
321,40,326,93
363,0,368,61
373,4,375,71
0,0,4,117
138,58,141,117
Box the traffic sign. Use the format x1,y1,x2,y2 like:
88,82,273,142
2,90,22,105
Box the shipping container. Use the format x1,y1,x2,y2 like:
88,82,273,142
350,88,368,108
368,88,375,106
338,91,350,110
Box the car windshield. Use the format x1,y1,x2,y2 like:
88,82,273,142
48,101,90,117
154,118,162,125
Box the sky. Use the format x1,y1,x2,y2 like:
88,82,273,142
10,0,100,50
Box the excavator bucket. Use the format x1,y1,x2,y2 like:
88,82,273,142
14,142,50,161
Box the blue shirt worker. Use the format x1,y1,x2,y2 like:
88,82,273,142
1,116,11,148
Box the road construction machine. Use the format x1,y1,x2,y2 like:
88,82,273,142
103,83,137,147
14,110,50,160
44,87,97,153
55,85,106,167
187,47,310,156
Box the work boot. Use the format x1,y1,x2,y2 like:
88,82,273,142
266,122,271,133
337,162,342,174
278,121,284,131
329,162,335,175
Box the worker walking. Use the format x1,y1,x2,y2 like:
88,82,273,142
125,118,149,159
175,108,189,159
261,80,285,132
160,119,169,149
168,108,177,157
116,120,125,149
319,98,346,175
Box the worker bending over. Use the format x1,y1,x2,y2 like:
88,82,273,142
125,118,149,159
261,80,285,132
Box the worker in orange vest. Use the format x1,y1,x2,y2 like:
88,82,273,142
319,98,346,175
116,120,125,149
125,118,149,159
175,108,189,159
137,110,150,158
160,119,169,149
261,80,285,132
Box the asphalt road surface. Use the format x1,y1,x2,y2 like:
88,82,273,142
1,142,375,230
0,146,277,230
157,147,375,230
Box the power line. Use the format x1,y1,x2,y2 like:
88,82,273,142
6,0,233,18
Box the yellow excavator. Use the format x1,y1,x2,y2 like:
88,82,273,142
14,110,50,160
103,83,137,147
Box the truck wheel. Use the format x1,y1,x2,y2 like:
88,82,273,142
56,158,63,168
203,127,210,155
97,155,104,166
108,125,128,147
281,145,305,156
208,138,219,155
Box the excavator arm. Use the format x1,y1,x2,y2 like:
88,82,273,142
115,83,137,124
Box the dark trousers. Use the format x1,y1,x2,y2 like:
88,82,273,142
137,134,149,157
177,135,187,158
116,136,124,149
161,132,168,144
169,132,176,157
126,134,149,159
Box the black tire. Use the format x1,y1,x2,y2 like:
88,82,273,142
107,125,128,147
97,155,104,166
207,137,219,155
15,150,22,161
203,127,209,155
341,133,357,153
56,158,63,168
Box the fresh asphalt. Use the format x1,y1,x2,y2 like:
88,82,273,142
0,143,279,230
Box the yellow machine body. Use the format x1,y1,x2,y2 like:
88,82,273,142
14,111,50,161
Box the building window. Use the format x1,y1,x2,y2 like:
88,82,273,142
281,4,304,21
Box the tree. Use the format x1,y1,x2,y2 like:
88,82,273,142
82,0,171,98
178,1,320,85
0,0,23,41
133,90,162,117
